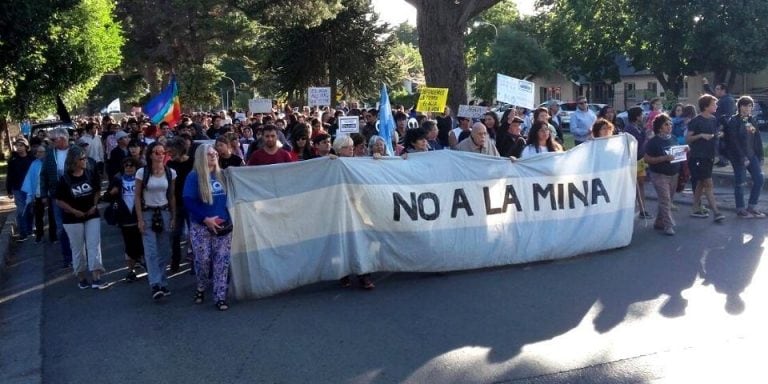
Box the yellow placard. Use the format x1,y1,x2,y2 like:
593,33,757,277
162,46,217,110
416,87,449,113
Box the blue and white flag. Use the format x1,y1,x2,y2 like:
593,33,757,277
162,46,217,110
101,98,121,114
378,84,395,156
225,134,638,299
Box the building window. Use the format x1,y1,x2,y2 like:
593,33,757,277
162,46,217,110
648,82,658,96
625,82,636,99
540,87,562,102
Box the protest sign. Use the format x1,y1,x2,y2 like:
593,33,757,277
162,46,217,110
226,134,638,299
496,74,535,110
337,116,360,134
457,105,487,119
249,98,273,114
666,145,689,163
416,88,449,112
308,87,331,107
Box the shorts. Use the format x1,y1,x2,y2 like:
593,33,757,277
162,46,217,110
637,159,648,178
689,157,713,180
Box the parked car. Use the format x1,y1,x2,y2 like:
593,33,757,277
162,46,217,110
28,121,76,139
538,100,576,129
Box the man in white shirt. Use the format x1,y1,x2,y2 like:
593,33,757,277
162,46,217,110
79,122,104,175
570,96,597,145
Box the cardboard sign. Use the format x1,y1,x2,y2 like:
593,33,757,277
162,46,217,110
457,105,487,119
337,116,360,134
248,98,273,114
308,87,331,107
416,87,449,112
496,74,535,110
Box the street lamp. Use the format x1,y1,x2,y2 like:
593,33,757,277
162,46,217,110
222,75,236,109
472,20,498,38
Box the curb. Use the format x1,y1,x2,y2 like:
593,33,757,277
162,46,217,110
0,216,10,281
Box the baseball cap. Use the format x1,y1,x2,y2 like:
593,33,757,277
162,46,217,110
114,131,130,141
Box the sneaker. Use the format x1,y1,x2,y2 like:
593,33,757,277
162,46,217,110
78,279,90,290
91,280,109,290
15,235,28,243
690,209,709,218
746,207,766,218
638,211,653,219
160,287,171,297
125,271,138,282
664,227,676,236
701,206,710,214
737,209,754,219
713,213,726,223
152,286,164,300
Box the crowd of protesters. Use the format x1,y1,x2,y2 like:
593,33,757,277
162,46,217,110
6,83,765,308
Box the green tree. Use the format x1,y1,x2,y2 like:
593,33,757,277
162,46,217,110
393,22,418,46
254,0,398,104
542,0,768,96
404,0,503,112
470,27,555,101
0,0,123,119
116,0,258,108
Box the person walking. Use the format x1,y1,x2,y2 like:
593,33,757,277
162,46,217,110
644,114,682,236
725,96,765,218
135,142,177,301
7,137,34,242
55,146,108,289
183,144,233,311
40,128,75,267
106,157,145,282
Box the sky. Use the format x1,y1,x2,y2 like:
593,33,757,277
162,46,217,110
371,0,536,26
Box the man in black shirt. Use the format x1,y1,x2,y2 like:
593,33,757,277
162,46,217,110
686,94,725,222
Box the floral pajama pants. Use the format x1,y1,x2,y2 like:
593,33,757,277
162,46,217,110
189,222,232,302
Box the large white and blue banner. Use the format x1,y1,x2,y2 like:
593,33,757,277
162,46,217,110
226,134,637,299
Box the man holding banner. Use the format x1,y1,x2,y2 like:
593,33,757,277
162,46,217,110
455,123,500,157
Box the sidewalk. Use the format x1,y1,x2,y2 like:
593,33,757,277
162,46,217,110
644,164,768,212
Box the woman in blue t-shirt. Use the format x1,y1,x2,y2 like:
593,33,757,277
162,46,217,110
183,144,233,311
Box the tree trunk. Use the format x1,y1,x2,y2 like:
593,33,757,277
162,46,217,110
407,0,501,115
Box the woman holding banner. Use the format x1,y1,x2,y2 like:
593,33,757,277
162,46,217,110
332,135,375,290
520,121,563,158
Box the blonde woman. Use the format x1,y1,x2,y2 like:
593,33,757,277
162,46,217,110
183,144,233,311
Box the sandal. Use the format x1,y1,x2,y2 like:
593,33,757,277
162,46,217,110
359,275,375,290
194,290,204,304
216,300,229,311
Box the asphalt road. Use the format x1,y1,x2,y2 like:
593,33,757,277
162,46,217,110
1,197,766,384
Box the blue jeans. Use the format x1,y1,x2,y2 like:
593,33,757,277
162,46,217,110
732,155,765,209
12,190,32,237
51,194,72,264
142,210,172,288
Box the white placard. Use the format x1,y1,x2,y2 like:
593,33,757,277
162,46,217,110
308,87,331,107
666,145,689,163
496,74,535,110
248,98,273,114
337,116,360,134
457,105,487,119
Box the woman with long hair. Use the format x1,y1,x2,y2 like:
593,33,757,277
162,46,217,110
520,121,563,158
288,131,313,161
183,144,233,311
482,111,500,139
55,146,107,289
135,141,177,301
